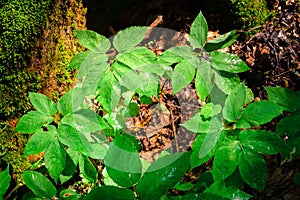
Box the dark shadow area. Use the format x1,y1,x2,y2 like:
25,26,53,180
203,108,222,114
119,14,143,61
82,0,236,37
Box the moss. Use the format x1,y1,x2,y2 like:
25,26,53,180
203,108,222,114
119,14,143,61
33,0,87,101
229,0,276,37
0,0,51,120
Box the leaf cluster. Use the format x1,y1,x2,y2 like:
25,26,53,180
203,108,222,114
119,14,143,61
1,11,299,200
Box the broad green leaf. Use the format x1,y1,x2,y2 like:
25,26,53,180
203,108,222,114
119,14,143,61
112,61,141,91
113,26,148,52
201,103,222,119
80,61,109,95
58,124,92,155
213,139,241,180
135,72,160,97
105,133,142,187
76,52,108,79
204,180,252,200
210,52,250,73
195,60,214,101
191,131,226,169
15,111,52,134
68,51,89,70
83,186,135,200
74,30,110,53
276,111,300,137
116,46,156,70
29,93,57,116
44,139,66,183
24,125,57,156
173,182,195,191
215,71,241,95
190,11,208,47
136,152,190,199
204,30,238,52
266,87,300,112
239,130,286,155
58,90,74,115
198,129,224,159
61,109,101,133
97,70,121,112
236,100,282,128
223,82,246,122
23,171,57,199
60,150,78,184
58,88,92,115
181,112,223,134
79,154,97,183
172,60,195,94
0,166,11,199
238,149,267,190
157,46,199,67
128,102,139,117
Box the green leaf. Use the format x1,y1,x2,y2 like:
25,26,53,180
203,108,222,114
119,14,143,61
0,166,11,199
236,100,282,128
136,152,190,199
213,139,241,180
195,60,214,101
15,111,52,134
204,30,238,52
239,130,286,155
44,139,66,183
29,93,57,116
215,71,241,95
210,52,250,73
223,82,246,122
238,149,267,190
83,186,136,200
198,129,224,159
190,11,208,47
68,51,89,70
159,46,201,68
113,26,148,52
204,180,252,200
172,60,196,94
79,154,97,183
135,72,160,97
97,70,121,112
61,109,102,133
181,112,223,134
201,103,222,119
76,52,108,79
24,125,57,156
266,87,300,112
58,90,75,115
58,124,92,155
116,46,156,70
74,30,110,53
245,86,254,105
23,171,57,199
105,133,142,187
60,150,78,184
282,134,300,161
191,131,226,169
128,102,139,117
276,111,300,137
173,182,195,191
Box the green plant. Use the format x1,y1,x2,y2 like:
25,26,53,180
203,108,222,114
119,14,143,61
3,11,296,199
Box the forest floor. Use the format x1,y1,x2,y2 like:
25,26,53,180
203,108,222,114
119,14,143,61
83,0,300,199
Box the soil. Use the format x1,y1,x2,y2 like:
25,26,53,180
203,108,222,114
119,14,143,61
81,0,300,199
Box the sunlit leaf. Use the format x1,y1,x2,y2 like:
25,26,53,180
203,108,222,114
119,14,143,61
29,93,57,116
190,11,208,47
